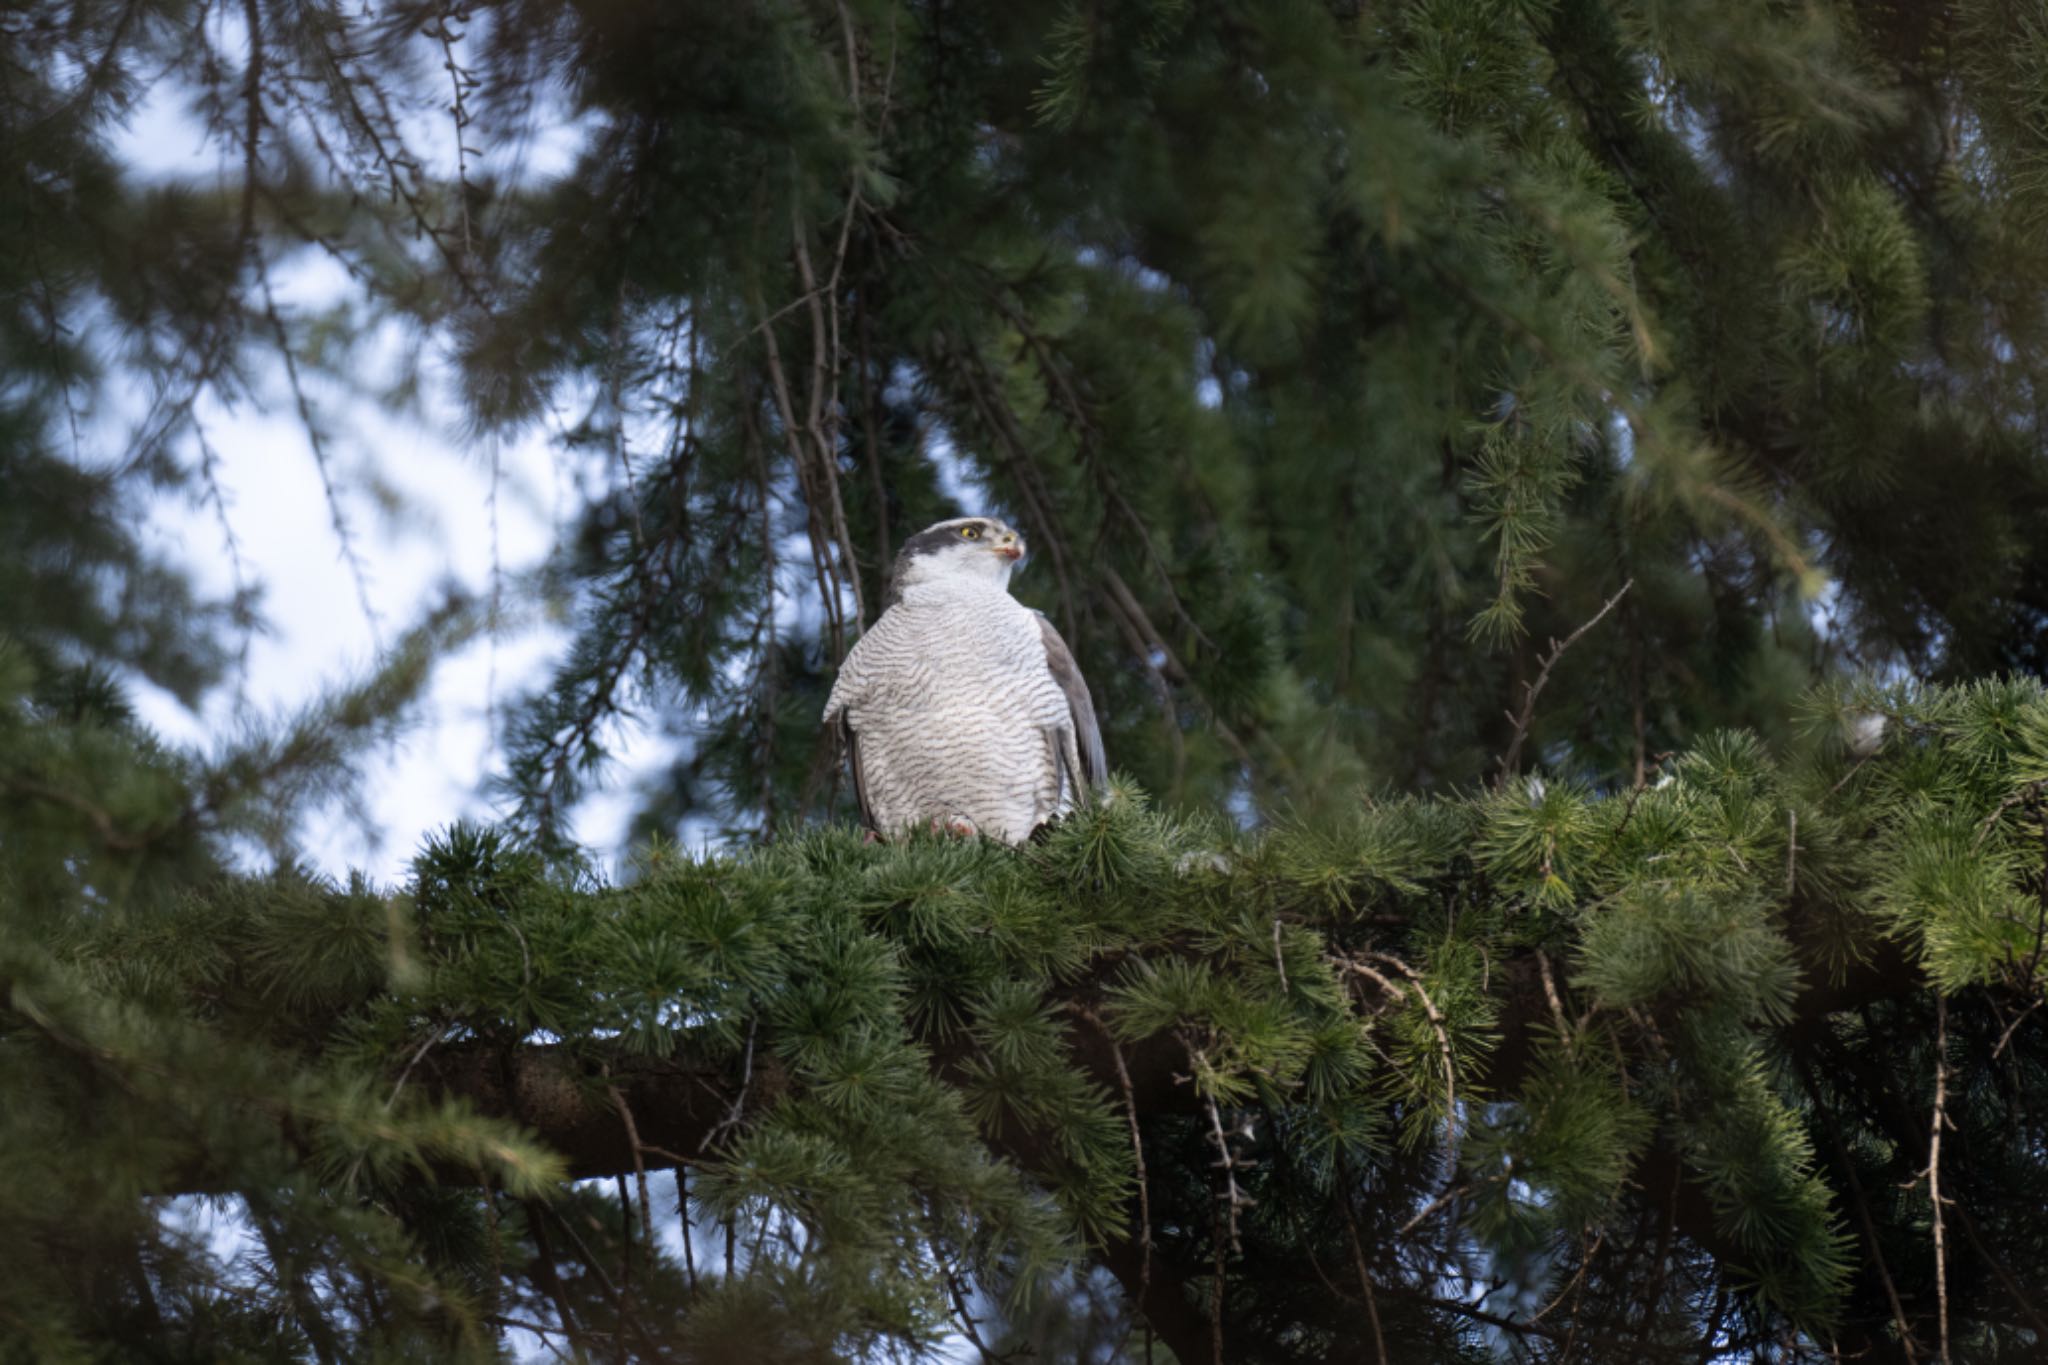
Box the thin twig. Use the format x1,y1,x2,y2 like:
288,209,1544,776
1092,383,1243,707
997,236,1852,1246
239,0,264,247
1396,1182,1468,1237
1927,995,1951,1365
615,1173,634,1296
926,1214,998,1364
544,1202,668,1360
1785,809,1800,897
1536,949,1571,1040
1364,952,1459,1170
1335,1153,1389,1365
701,1016,758,1154
1828,749,1877,797
1182,1035,1254,1254
257,266,383,648
756,277,850,660
789,203,867,632
1078,1007,1151,1314
428,0,477,267
1528,1229,1603,1325
678,1165,699,1292
1496,579,1634,780
1993,998,2042,1060
1975,781,2044,851
524,1207,586,1357
384,1024,451,1110
606,1079,655,1264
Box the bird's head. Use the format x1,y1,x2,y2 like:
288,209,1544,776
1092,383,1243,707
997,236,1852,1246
886,516,1027,601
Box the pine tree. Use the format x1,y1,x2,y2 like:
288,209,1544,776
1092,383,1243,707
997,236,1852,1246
10,0,2048,1359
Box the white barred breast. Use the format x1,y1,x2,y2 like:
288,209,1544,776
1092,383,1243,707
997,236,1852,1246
825,577,1077,843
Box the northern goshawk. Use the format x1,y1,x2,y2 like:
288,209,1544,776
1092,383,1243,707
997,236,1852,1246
824,516,1105,843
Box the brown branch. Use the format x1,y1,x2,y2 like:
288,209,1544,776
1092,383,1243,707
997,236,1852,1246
607,1077,656,1265
1183,1036,1254,1252
1528,1229,1604,1326
1993,998,2042,1060
1496,578,1633,780
1536,948,1571,1041
1336,1153,1390,1365
1361,951,1459,1171
1973,781,2043,851
790,203,867,633
1926,995,1951,1365
757,282,849,661
854,292,892,575
1094,1231,1231,1365
1076,1007,1151,1312
239,0,264,248
986,288,1215,656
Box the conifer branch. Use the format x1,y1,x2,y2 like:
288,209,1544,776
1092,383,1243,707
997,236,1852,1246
295,16,487,309
257,265,383,649
943,341,1083,640
239,0,264,250
1183,1034,1255,1253
756,274,853,659
1360,951,1459,1168
984,285,1216,656
427,1,477,270
790,201,867,631
1395,1182,1468,1238
1992,998,2042,1060
1974,780,2043,850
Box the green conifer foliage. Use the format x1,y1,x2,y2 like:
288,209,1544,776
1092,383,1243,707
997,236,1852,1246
13,0,2048,1358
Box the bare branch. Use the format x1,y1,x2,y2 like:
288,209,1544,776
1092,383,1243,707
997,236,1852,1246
1926,995,1951,1365
1496,578,1634,780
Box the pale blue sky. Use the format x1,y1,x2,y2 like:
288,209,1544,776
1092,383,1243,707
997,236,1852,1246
111,66,656,883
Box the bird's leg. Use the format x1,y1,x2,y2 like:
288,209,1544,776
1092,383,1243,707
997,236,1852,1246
929,814,980,839
862,828,883,845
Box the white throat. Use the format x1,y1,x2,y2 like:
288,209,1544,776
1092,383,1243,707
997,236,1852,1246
894,544,1019,601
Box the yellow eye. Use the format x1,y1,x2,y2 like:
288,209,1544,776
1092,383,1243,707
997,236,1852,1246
960,525,982,540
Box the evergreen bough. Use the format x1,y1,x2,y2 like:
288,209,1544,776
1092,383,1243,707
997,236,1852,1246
12,661,2048,1358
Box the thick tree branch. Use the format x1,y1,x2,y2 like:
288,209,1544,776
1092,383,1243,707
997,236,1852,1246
407,919,1925,1185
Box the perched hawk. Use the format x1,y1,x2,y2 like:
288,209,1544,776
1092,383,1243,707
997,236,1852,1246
824,516,1106,843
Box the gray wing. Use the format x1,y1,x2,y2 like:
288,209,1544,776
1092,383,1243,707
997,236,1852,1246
837,710,879,831
1036,613,1106,793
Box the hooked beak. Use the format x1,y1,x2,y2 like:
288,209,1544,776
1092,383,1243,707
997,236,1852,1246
994,542,1024,563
